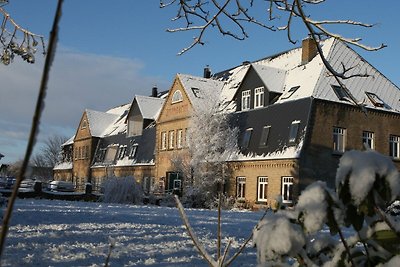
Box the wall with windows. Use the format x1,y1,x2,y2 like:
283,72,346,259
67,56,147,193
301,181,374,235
227,159,299,208
156,77,192,186
300,99,400,190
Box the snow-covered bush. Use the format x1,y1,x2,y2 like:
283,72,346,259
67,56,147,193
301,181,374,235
254,150,400,266
100,176,143,204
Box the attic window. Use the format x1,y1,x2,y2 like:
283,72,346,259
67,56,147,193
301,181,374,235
104,145,118,163
81,119,87,130
288,120,300,144
259,126,271,147
172,90,183,103
332,85,351,102
281,86,300,100
129,144,138,159
191,87,200,98
365,92,384,107
241,128,253,149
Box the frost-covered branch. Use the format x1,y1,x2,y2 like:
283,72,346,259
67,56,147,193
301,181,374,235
0,3,46,65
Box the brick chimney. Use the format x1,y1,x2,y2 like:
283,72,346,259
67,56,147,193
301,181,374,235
203,65,211,78
152,86,158,97
301,37,318,64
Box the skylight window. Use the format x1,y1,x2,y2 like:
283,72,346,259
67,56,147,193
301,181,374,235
191,87,200,98
288,120,300,144
259,125,271,147
281,86,300,100
365,92,385,107
241,128,253,149
332,85,351,102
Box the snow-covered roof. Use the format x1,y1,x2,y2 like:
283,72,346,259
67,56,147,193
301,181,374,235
252,65,287,93
62,135,75,146
177,73,225,106
135,95,165,120
53,162,73,170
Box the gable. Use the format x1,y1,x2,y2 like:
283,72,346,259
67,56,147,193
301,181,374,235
74,112,92,141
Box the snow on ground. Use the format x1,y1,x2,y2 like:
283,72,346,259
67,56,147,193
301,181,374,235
2,199,262,266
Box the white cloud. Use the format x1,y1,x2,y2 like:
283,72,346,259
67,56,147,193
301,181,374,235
0,46,170,163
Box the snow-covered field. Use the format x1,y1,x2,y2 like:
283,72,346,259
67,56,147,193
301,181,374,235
2,199,263,266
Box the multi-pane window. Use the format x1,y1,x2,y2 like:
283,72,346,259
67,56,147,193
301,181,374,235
161,132,167,150
389,135,400,159
177,129,183,149
332,85,351,102
254,87,264,108
241,128,253,149
288,120,300,143
129,144,138,158
258,177,268,202
172,90,183,103
241,90,251,110
117,145,127,160
282,177,294,204
169,131,175,149
333,127,346,153
362,131,375,149
259,126,271,147
236,177,246,200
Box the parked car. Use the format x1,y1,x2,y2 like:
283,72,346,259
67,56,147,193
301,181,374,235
5,177,16,189
48,181,74,192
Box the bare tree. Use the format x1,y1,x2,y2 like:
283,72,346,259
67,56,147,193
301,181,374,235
37,134,68,168
0,0,46,65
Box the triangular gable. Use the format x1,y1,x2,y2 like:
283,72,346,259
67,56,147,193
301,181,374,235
251,64,286,93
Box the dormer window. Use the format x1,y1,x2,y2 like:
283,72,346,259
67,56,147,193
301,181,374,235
288,120,300,144
172,90,183,103
129,144,138,159
332,85,351,102
365,92,384,107
254,87,264,108
241,90,251,111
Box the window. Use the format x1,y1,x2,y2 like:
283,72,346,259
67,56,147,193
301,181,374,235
254,87,264,108
143,177,154,194
288,120,300,143
177,129,183,149
333,127,346,153
236,177,246,200
172,90,183,103
81,119,87,129
191,87,200,97
241,90,251,110
117,145,127,160
282,177,294,204
365,92,384,107
332,85,351,102
169,131,175,149
185,128,190,148
161,132,167,150
258,177,268,202
241,128,253,149
97,148,106,162
84,145,89,159
78,147,82,159
362,131,374,149
389,135,400,159
173,179,182,190
259,126,271,147
129,144,138,159
281,86,300,100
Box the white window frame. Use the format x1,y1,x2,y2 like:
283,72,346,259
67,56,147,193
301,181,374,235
241,90,251,111
257,177,268,202
333,127,346,153
236,177,246,200
282,177,294,204
389,135,400,159
161,132,167,150
172,90,183,103
177,129,183,149
129,144,138,158
169,130,175,149
254,87,264,109
362,131,375,149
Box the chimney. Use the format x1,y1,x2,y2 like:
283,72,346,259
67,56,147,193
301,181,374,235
203,65,211,78
151,86,158,97
301,37,318,64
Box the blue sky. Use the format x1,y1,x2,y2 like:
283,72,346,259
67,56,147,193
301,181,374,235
0,0,399,164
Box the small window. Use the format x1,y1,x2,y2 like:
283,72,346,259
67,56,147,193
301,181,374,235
282,177,294,204
177,129,183,149
118,145,127,160
362,131,374,149
104,145,118,163
254,87,264,108
257,177,268,202
236,177,246,200
259,126,271,147
173,179,182,190
169,131,175,149
365,92,384,107
333,127,346,153
129,144,138,159
241,128,253,149
281,86,300,100
241,90,251,111
161,132,167,150
191,87,200,98
332,85,351,102
389,135,400,159
172,90,183,103
288,120,300,144
81,119,87,129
